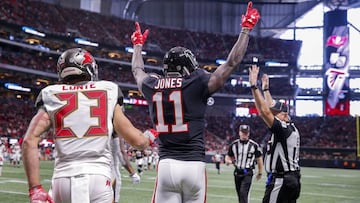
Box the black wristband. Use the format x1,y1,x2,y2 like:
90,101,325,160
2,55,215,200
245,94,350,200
250,85,258,90
263,88,269,91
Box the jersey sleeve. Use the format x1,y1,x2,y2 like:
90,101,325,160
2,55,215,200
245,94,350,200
198,69,211,97
270,117,287,139
117,86,124,106
227,142,235,157
254,143,263,158
34,90,45,110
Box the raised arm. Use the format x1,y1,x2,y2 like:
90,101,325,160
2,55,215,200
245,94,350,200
208,1,260,93
261,74,274,106
249,65,274,128
131,22,150,91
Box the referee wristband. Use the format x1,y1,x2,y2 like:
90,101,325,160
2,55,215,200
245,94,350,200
250,85,258,90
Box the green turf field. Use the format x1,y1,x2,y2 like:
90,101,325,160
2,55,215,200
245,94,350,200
0,161,359,203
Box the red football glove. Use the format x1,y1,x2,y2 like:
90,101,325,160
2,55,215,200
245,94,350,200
143,128,159,146
29,185,54,203
241,1,260,30
131,22,149,45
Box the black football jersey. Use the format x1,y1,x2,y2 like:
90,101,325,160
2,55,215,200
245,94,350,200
264,117,300,173
141,69,211,161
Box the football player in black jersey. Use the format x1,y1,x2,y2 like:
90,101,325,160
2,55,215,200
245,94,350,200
131,2,260,202
249,65,301,203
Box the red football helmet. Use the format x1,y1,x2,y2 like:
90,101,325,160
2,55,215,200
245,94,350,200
57,48,98,82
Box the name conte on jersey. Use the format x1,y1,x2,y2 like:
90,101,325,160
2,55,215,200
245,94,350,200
61,83,96,91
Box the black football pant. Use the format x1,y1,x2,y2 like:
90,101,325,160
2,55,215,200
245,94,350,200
263,171,301,203
234,172,253,203
215,162,220,173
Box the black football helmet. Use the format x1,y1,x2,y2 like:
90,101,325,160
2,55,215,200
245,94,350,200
57,48,98,82
163,46,199,77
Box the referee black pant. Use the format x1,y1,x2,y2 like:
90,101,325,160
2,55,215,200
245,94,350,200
234,169,253,203
263,171,301,203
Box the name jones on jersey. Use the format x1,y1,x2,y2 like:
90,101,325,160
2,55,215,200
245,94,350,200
154,78,182,89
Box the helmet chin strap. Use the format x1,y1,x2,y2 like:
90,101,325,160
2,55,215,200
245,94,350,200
182,66,190,76
165,66,191,77
166,72,182,77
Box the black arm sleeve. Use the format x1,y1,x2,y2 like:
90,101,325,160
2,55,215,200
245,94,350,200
117,86,124,106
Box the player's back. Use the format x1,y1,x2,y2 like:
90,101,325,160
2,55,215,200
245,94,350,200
37,80,120,179
141,69,211,161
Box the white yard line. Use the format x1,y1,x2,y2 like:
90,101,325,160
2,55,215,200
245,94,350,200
301,191,359,200
0,190,27,195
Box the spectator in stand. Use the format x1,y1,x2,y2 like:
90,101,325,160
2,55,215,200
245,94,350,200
22,48,158,203
130,2,260,202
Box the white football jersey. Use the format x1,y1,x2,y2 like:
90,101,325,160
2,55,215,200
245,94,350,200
36,80,122,179
214,153,222,162
12,144,21,155
0,144,5,164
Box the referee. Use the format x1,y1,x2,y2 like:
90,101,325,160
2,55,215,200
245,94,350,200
249,65,301,203
225,124,263,203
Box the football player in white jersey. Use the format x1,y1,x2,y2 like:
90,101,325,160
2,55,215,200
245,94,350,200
22,48,158,203
134,149,145,176
0,141,5,176
151,150,159,170
12,142,21,168
118,138,141,184
111,135,141,203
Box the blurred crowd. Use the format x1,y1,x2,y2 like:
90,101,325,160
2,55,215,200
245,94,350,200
0,95,357,162
0,0,301,97
0,44,295,97
0,0,301,62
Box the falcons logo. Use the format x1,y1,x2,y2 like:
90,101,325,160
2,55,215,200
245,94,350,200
325,68,348,90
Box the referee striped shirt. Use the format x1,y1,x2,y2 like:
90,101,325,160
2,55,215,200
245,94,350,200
264,117,300,173
227,139,262,170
